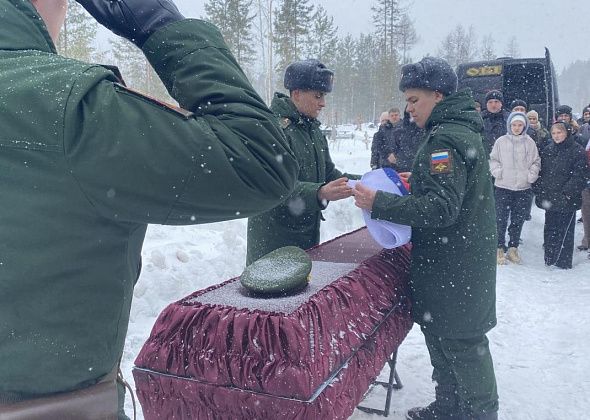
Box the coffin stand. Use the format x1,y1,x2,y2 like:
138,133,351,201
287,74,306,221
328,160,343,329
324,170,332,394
133,228,413,419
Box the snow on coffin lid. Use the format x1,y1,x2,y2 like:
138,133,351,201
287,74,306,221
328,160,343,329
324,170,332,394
133,228,412,406
307,226,385,263
198,261,357,313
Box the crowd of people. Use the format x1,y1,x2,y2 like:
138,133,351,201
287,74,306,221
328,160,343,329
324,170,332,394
2,1,587,420
480,91,590,269
372,87,590,270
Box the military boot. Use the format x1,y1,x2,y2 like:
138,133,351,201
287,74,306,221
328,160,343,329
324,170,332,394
406,385,460,419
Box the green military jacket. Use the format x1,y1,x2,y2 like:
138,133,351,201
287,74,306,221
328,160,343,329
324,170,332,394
372,89,497,338
0,0,297,399
246,92,358,264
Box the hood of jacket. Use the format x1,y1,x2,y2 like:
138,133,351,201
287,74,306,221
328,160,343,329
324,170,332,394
427,88,483,133
506,111,530,137
0,0,56,54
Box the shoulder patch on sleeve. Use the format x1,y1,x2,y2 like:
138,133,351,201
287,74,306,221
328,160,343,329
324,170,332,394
430,149,453,174
113,83,194,119
280,117,292,129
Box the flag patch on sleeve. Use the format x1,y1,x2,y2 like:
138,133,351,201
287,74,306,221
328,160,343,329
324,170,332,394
430,150,452,174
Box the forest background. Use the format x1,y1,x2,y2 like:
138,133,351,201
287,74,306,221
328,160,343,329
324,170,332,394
58,0,590,125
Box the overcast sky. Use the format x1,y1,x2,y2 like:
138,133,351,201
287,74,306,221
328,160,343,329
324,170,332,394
171,0,584,72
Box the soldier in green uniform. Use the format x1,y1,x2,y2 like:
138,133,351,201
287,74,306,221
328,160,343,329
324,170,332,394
0,0,297,418
353,57,499,420
246,59,360,265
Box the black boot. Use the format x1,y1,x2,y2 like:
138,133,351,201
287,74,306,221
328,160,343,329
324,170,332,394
406,385,460,419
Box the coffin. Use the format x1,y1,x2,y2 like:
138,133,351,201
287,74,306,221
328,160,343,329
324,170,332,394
133,227,413,419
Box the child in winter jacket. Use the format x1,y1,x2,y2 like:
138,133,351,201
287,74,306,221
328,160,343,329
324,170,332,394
532,121,589,269
490,112,541,264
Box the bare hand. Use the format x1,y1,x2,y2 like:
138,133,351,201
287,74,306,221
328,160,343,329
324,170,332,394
318,177,353,202
387,153,397,164
353,182,377,210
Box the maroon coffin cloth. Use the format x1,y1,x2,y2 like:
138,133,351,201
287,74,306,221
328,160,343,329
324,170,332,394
133,228,413,419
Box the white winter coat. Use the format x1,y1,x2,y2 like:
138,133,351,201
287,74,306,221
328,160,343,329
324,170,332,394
489,133,541,191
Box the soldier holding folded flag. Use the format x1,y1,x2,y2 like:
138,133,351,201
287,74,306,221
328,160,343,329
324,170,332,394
353,57,499,420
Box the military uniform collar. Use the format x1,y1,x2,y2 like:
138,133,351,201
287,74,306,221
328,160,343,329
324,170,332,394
0,0,57,54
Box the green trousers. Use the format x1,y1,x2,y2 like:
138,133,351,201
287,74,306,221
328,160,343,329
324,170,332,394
423,330,499,416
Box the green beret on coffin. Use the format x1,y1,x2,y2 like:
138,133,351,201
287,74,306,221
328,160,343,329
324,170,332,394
240,246,312,295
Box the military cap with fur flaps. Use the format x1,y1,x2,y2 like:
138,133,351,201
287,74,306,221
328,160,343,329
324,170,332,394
284,59,334,93
399,57,457,96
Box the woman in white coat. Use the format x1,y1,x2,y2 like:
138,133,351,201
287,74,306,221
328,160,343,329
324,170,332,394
489,112,541,264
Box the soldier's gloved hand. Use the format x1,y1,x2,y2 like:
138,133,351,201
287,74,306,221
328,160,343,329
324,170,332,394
75,0,184,47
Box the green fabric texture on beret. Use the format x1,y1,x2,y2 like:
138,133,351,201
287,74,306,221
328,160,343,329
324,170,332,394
240,246,312,295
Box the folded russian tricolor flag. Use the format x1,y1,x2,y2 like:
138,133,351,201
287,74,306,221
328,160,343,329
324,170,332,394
349,168,412,249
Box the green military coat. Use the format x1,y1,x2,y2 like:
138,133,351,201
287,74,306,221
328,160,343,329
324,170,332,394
371,89,497,338
0,0,297,400
246,93,358,264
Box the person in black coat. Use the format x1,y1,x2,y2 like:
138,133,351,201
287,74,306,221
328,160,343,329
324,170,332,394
532,121,589,269
388,109,425,173
556,104,586,147
370,112,396,169
481,90,510,155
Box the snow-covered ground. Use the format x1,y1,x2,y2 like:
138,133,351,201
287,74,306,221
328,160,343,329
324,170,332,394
122,128,590,419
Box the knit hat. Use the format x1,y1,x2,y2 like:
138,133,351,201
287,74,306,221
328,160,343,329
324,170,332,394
284,59,334,92
510,99,528,110
399,57,457,96
526,110,539,119
583,107,590,115
506,111,529,135
485,90,503,104
556,104,573,117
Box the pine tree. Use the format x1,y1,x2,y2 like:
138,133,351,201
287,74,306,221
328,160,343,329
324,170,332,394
56,2,97,61
480,34,496,60
306,6,338,67
252,0,275,103
371,0,402,117
204,0,257,70
371,0,401,59
437,24,478,68
332,35,357,124
110,38,170,101
394,13,418,64
504,36,521,58
559,60,590,112
273,0,314,82
354,34,381,123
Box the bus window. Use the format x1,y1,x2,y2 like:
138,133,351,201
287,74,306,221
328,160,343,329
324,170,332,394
459,76,502,106
503,63,546,106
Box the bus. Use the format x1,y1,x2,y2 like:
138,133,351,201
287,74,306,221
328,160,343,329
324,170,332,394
456,48,559,126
